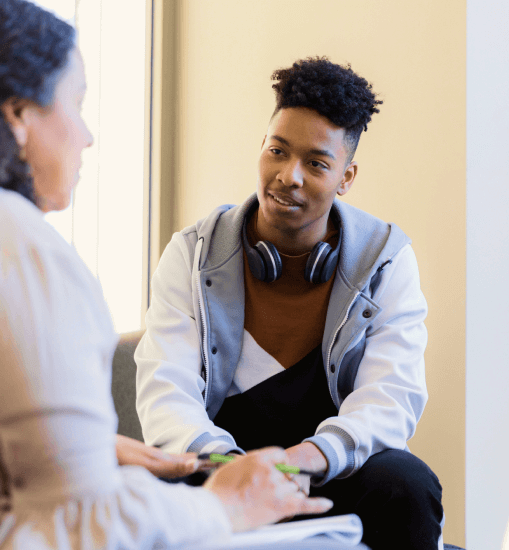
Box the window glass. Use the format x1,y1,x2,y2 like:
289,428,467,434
39,0,150,333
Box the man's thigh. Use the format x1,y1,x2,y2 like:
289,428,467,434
302,449,443,549
309,449,442,513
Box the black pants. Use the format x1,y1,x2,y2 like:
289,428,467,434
300,448,443,550
168,346,443,549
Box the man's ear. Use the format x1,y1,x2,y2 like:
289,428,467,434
0,97,30,149
337,161,358,196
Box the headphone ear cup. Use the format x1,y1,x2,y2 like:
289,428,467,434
318,248,337,283
254,241,282,282
245,245,267,281
305,242,333,284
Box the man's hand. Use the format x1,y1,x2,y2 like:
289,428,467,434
285,442,328,495
285,441,328,473
116,434,200,478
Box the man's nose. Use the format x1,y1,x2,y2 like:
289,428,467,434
277,159,304,187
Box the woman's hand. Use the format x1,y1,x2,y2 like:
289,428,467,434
202,447,333,532
116,434,200,478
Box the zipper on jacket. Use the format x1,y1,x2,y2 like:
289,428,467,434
326,290,360,376
195,261,210,408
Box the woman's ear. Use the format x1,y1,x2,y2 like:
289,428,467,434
0,98,29,149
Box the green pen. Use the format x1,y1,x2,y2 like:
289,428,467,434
197,453,318,476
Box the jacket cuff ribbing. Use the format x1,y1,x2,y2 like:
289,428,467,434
201,441,245,456
186,432,244,455
303,426,355,486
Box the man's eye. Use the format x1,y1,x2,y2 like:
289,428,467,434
310,160,326,169
270,148,283,155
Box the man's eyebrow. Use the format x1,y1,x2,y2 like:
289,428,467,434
309,148,336,161
270,135,291,147
269,135,336,161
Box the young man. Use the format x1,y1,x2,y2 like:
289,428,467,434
135,57,444,549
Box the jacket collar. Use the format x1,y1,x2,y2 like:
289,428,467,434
196,192,410,292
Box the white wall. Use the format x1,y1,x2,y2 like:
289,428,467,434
466,1,509,548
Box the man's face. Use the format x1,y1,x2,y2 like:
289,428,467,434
257,107,356,241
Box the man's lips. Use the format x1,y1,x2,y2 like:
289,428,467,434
268,191,303,207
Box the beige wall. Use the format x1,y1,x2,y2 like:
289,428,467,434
164,0,466,545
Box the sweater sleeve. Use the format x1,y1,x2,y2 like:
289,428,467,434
0,200,232,549
0,414,232,549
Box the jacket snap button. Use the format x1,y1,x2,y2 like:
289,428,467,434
206,280,212,287
362,310,372,318
330,364,335,373
211,347,217,354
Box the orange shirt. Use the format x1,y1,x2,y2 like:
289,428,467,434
243,209,339,369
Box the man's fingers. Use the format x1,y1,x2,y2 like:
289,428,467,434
145,453,200,478
166,456,199,477
115,437,203,479
195,458,220,472
180,457,199,475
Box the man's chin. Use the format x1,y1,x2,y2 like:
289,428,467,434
261,213,304,237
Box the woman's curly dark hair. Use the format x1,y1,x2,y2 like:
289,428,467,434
0,0,76,203
271,56,382,162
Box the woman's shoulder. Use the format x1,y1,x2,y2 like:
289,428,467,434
0,188,99,296
0,188,72,259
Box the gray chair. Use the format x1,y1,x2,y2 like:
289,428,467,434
111,330,145,442
110,332,466,550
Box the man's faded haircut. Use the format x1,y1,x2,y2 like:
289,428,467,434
271,56,382,164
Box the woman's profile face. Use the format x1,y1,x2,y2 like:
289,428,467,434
24,47,93,212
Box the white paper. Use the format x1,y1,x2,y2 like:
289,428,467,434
196,514,363,549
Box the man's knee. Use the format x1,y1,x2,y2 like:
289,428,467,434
357,449,442,504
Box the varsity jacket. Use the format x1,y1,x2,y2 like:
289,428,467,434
135,193,428,484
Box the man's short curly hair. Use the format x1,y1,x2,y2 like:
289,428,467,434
0,0,76,203
271,56,382,163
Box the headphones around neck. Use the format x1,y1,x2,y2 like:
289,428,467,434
242,203,342,284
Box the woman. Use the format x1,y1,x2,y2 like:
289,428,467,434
0,1,333,548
